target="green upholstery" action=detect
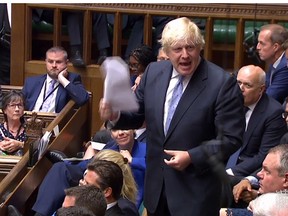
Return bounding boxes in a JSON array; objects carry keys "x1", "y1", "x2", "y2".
[{"x1": 32, "y1": 20, "x2": 68, "y2": 35}]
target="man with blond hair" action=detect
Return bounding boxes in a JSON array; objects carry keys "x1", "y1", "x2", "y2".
[{"x1": 100, "y1": 17, "x2": 245, "y2": 216}]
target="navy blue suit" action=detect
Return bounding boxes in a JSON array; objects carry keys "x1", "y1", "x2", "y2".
[
  {"x1": 32, "y1": 140, "x2": 145, "y2": 216},
  {"x1": 22, "y1": 72, "x2": 89, "y2": 113},
  {"x1": 266, "y1": 54, "x2": 288, "y2": 104},
  {"x1": 113, "y1": 59, "x2": 245, "y2": 216},
  {"x1": 230, "y1": 94, "x2": 287, "y2": 176}
]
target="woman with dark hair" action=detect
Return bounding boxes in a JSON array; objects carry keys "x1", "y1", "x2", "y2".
[
  {"x1": 128, "y1": 44, "x2": 157, "y2": 91},
  {"x1": 0, "y1": 90, "x2": 27, "y2": 156}
]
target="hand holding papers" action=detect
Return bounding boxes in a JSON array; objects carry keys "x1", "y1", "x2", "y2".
[{"x1": 101, "y1": 57, "x2": 139, "y2": 112}]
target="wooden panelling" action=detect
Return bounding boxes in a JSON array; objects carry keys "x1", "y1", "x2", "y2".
[{"x1": 10, "y1": 3, "x2": 288, "y2": 136}]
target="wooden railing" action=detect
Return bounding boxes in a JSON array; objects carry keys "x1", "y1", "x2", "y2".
[
  {"x1": 10, "y1": 3, "x2": 288, "y2": 134},
  {"x1": 0, "y1": 99, "x2": 90, "y2": 215}
]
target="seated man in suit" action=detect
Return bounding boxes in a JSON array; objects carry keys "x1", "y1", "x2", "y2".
[
  {"x1": 8, "y1": 161, "x2": 120, "y2": 216},
  {"x1": 220, "y1": 143, "x2": 288, "y2": 216},
  {"x1": 223, "y1": 65, "x2": 287, "y2": 206},
  {"x1": 79, "y1": 160, "x2": 125, "y2": 216},
  {"x1": 22, "y1": 46, "x2": 89, "y2": 113},
  {"x1": 257, "y1": 24, "x2": 288, "y2": 104},
  {"x1": 60, "y1": 185, "x2": 106, "y2": 216}
]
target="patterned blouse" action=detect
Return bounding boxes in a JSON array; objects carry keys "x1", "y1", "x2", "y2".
[{"x1": 0, "y1": 123, "x2": 27, "y2": 156}]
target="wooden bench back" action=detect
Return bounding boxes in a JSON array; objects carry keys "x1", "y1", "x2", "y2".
[{"x1": 0, "y1": 98, "x2": 90, "y2": 215}]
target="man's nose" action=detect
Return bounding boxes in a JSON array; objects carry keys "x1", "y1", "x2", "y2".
[{"x1": 181, "y1": 48, "x2": 189, "y2": 57}]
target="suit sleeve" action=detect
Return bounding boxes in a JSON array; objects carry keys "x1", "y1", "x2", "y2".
[
  {"x1": 266, "y1": 67, "x2": 288, "y2": 104},
  {"x1": 65, "y1": 74, "x2": 89, "y2": 106},
  {"x1": 188, "y1": 75, "x2": 245, "y2": 169}
]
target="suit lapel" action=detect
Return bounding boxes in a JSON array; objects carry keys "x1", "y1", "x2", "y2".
[
  {"x1": 165, "y1": 60, "x2": 207, "y2": 138},
  {"x1": 30, "y1": 76, "x2": 46, "y2": 110},
  {"x1": 269, "y1": 54, "x2": 287, "y2": 85},
  {"x1": 241, "y1": 94, "x2": 267, "y2": 151},
  {"x1": 154, "y1": 64, "x2": 173, "y2": 136}
]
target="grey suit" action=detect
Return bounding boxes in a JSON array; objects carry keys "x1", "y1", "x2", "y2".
[{"x1": 114, "y1": 59, "x2": 245, "y2": 216}]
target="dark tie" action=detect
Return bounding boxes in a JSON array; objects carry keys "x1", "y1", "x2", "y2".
[
  {"x1": 244, "y1": 106, "x2": 249, "y2": 113},
  {"x1": 40, "y1": 79, "x2": 56, "y2": 112},
  {"x1": 164, "y1": 75, "x2": 184, "y2": 135},
  {"x1": 226, "y1": 106, "x2": 249, "y2": 169}
]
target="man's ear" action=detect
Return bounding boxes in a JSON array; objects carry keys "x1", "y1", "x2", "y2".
[
  {"x1": 283, "y1": 173, "x2": 288, "y2": 188},
  {"x1": 103, "y1": 186, "x2": 113, "y2": 198},
  {"x1": 259, "y1": 84, "x2": 266, "y2": 94},
  {"x1": 273, "y1": 42, "x2": 281, "y2": 52}
]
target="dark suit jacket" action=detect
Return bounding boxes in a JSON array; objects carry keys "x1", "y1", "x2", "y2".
[
  {"x1": 114, "y1": 59, "x2": 245, "y2": 216},
  {"x1": 118, "y1": 197, "x2": 139, "y2": 216},
  {"x1": 105, "y1": 203, "x2": 124, "y2": 216},
  {"x1": 280, "y1": 131, "x2": 288, "y2": 144},
  {"x1": 136, "y1": 129, "x2": 146, "y2": 143},
  {"x1": 22, "y1": 72, "x2": 89, "y2": 113},
  {"x1": 231, "y1": 94, "x2": 287, "y2": 176},
  {"x1": 266, "y1": 54, "x2": 288, "y2": 104}
]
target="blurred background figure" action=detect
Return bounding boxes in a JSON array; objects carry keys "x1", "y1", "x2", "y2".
[
  {"x1": 32, "y1": 9, "x2": 110, "y2": 67},
  {"x1": 157, "y1": 47, "x2": 169, "y2": 61},
  {"x1": 128, "y1": 44, "x2": 156, "y2": 91},
  {"x1": 0, "y1": 3, "x2": 11, "y2": 84}
]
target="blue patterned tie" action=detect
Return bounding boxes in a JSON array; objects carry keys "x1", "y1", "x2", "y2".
[
  {"x1": 41, "y1": 79, "x2": 56, "y2": 112},
  {"x1": 164, "y1": 75, "x2": 184, "y2": 135}
]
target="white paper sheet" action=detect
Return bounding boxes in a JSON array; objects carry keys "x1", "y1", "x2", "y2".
[
  {"x1": 90, "y1": 141, "x2": 106, "y2": 150},
  {"x1": 101, "y1": 57, "x2": 139, "y2": 112},
  {"x1": 37, "y1": 131, "x2": 52, "y2": 160}
]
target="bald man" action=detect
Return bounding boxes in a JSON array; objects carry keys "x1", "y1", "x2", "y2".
[
  {"x1": 223, "y1": 65, "x2": 287, "y2": 207},
  {"x1": 226, "y1": 65, "x2": 286, "y2": 177}
]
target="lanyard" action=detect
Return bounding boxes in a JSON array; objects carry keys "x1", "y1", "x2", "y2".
[{"x1": 39, "y1": 81, "x2": 59, "y2": 111}]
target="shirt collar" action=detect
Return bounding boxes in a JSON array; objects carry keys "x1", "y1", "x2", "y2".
[
  {"x1": 273, "y1": 52, "x2": 285, "y2": 69},
  {"x1": 107, "y1": 201, "x2": 117, "y2": 210}
]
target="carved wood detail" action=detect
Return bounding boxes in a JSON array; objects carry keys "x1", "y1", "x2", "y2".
[{"x1": 55, "y1": 3, "x2": 288, "y2": 20}]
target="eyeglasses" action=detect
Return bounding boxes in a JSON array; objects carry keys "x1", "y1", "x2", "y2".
[
  {"x1": 8, "y1": 103, "x2": 24, "y2": 109},
  {"x1": 128, "y1": 63, "x2": 140, "y2": 70},
  {"x1": 282, "y1": 112, "x2": 288, "y2": 119}
]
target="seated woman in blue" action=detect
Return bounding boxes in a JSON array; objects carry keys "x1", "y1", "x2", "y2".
[
  {"x1": 83, "y1": 129, "x2": 146, "y2": 208},
  {"x1": 0, "y1": 90, "x2": 27, "y2": 156},
  {"x1": 104, "y1": 129, "x2": 146, "y2": 208}
]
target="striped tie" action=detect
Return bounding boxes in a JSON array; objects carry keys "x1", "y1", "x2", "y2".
[
  {"x1": 40, "y1": 79, "x2": 56, "y2": 112},
  {"x1": 164, "y1": 75, "x2": 184, "y2": 135}
]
